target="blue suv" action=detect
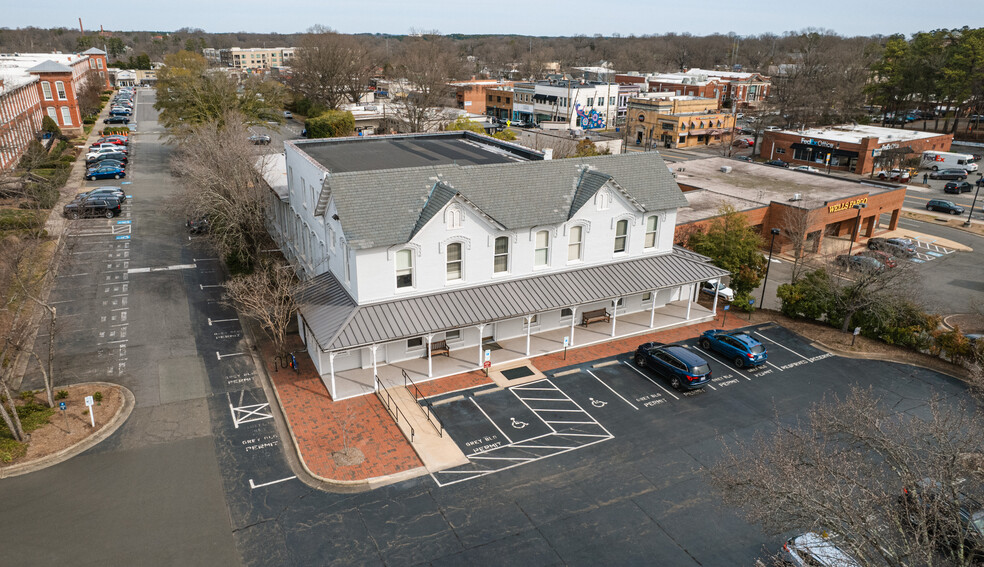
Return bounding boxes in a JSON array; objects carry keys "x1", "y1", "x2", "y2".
[
  {"x1": 699, "y1": 330, "x2": 767, "y2": 368},
  {"x1": 634, "y1": 343, "x2": 712, "y2": 390}
]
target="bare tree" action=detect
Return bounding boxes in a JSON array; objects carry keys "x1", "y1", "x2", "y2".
[
  {"x1": 391, "y1": 34, "x2": 465, "y2": 133},
  {"x1": 710, "y1": 386, "x2": 984, "y2": 566},
  {"x1": 826, "y1": 259, "x2": 919, "y2": 333},
  {"x1": 223, "y1": 259, "x2": 299, "y2": 359},
  {"x1": 776, "y1": 205, "x2": 823, "y2": 282},
  {"x1": 76, "y1": 69, "x2": 106, "y2": 119},
  {"x1": 291, "y1": 27, "x2": 375, "y2": 110},
  {"x1": 169, "y1": 111, "x2": 270, "y2": 271}
]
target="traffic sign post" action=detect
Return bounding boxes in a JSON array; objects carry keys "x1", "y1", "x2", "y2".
[
  {"x1": 748, "y1": 298, "x2": 755, "y2": 321},
  {"x1": 563, "y1": 336, "x2": 570, "y2": 360},
  {"x1": 852, "y1": 326, "x2": 861, "y2": 347},
  {"x1": 85, "y1": 395, "x2": 95, "y2": 428},
  {"x1": 59, "y1": 401, "x2": 67, "y2": 431},
  {"x1": 723, "y1": 304, "x2": 730, "y2": 326},
  {"x1": 483, "y1": 360, "x2": 491, "y2": 376}
]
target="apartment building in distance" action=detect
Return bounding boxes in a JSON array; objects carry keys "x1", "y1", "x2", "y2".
[
  {"x1": 618, "y1": 68, "x2": 771, "y2": 109},
  {"x1": 219, "y1": 47, "x2": 295, "y2": 71},
  {"x1": 0, "y1": 48, "x2": 111, "y2": 171}
]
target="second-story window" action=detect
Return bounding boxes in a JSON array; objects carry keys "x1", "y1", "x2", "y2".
[
  {"x1": 534, "y1": 230, "x2": 549, "y2": 266},
  {"x1": 55, "y1": 81, "x2": 66, "y2": 100},
  {"x1": 446, "y1": 243, "x2": 462, "y2": 282},
  {"x1": 41, "y1": 81, "x2": 52, "y2": 101},
  {"x1": 493, "y1": 236, "x2": 509, "y2": 273},
  {"x1": 645, "y1": 216, "x2": 658, "y2": 248},
  {"x1": 568, "y1": 226, "x2": 583, "y2": 262},
  {"x1": 614, "y1": 220, "x2": 628, "y2": 253},
  {"x1": 396, "y1": 249, "x2": 413, "y2": 289}
]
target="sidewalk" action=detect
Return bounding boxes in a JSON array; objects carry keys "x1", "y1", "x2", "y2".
[{"x1": 265, "y1": 306, "x2": 747, "y2": 487}]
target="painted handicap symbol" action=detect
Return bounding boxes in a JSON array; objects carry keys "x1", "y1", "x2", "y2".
[
  {"x1": 590, "y1": 398, "x2": 607, "y2": 408},
  {"x1": 510, "y1": 417, "x2": 528, "y2": 429}
]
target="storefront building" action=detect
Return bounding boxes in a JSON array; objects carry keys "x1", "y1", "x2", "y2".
[{"x1": 761, "y1": 125, "x2": 953, "y2": 175}]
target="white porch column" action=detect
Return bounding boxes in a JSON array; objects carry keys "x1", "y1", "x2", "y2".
[
  {"x1": 649, "y1": 289, "x2": 658, "y2": 328},
  {"x1": 569, "y1": 306, "x2": 578, "y2": 347},
  {"x1": 329, "y1": 351, "x2": 336, "y2": 400},
  {"x1": 686, "y1": 286, "x2": 692, "y2": 320},
  {"x1": 426, "y1": 334, "x2": 434, "y2": 378},
  {"x1": 370, "y1": 344, "x2": 379, "y2": 391},
  {"x1": 711, "y1": 283, "x2": 719, "y2": 315},
  {"x1": 476, "y1": 324, "x2": 486, "y2": 367},
  {"x1": 524, "y1": 315, "x2": 533, "y2": 356},
  {"x1": 611, "y1": 299, "x2": 619, "y2": 337}
]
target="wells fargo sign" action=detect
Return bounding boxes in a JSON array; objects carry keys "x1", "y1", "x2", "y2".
[{"x1": 828, "y1": 197, "x2": 868, "y2": 213}]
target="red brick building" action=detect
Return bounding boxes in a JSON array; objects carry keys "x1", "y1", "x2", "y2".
[
  {"x1": 761, "y1": 125, "x2": 953, "y2": 175},
  {"x1": 671, "y1": 157, "x2": 907, "y2": 255},
  {"x1": 451, "y1": 78, "x2": 513, "y2": 116}
]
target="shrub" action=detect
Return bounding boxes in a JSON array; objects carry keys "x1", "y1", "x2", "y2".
[
  {"x1": 0, "y1": 439, "x2": 26, "y2": 463},
  {"x1": 493, "y1": 129, "x2": 518, "y2": 141},
  {"x1": 93, "y1": 391, "x2": 103, "y2": 403},
  {"x1": 100, "y1": 94, "x2": 111, "y2": 102},
  {"x1": 18, "y1": 390, "x2": 35, "y2": 402},
  {"x1": 83, "y1": 115, "x2": 97, "y2": 125},
  {"x1": 731, "y1": 290, "x2": 757, "y2": 313},
  {"x1": 0, "y1": 209, "x2": 44, "y2": 231},
  {"x1": 56, "y1": 390, "x2": 69, "y2": 400},
  {"x1": 41, "y1": 115, "x2": 61, "y2": 137},
  {"x1": 304, "y1": 110, "x2": 355, "y2": 139}
]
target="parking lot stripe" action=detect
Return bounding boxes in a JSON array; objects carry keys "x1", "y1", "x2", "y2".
[
  {"x1": 470, "y1": 456, "x2": 534, "y2": 461},
  {"x1": 753, "y1": 331, "x2": 810, "y2": 361},
  {"x1": 470, "y1": 397, "x2": 513, "y2": 444},
  {"x1": 766, "y1": 361, "x2": 784, "y2": 372},
  {"x1": 584, "y1": 369, "x2": 639, "y2": 410},
  {"x1": 621, "y1": 361, "x2": 680, "y2": 400},
  {"x1": 693, "y1": 346, "x2": 752, "y2": 381},
  {"x1": 543, "y1": 420, "x2": 596, "y2": 425}
]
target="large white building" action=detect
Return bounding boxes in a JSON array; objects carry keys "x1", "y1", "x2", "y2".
[{"x1": 263, "y1": 131, "x2": 728, "y2": 399}]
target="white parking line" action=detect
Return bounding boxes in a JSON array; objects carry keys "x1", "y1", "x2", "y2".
[
  {"x1": 767, "y1": 361, "x2": 784, "y2": 372},
  {"x1": 249, "y1": 475, "x2": 295, "y2": 489},
  {"x1": 753, "y1": 331, "x2": 810, "y2": 361},
  {"x1": 584, "y1": 369, "x2": 639, "y2": 410},
  {"x1": 470, "y1": 397, "x2": 513, "y2": 444},
  {"x1": 692, "y1": 346, "x2": 752, "y2": 381},
  {"x1": 621, "y1": 361, "x2": 680, "y2": 400}
]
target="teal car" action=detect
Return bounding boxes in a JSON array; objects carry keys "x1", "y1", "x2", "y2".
[{"x1": 699, "y1": 330, "x2": 767, "y2": 368}]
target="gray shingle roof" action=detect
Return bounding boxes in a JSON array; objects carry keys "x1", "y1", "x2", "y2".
[
  {"x1": 27, "y1": 60, "x2": 73, "y2": 73},
  {"x1": 81, "y1": 48, "x2": 107, "y2": 55},
  {"x1": 316, "y1": 151, "x2": 687, "y2": 250},
  {"x1": 569, "y1": 169, "x2": 611, "y2": 218},
  {"x1": 409, "y1": 181, "x2": 456, "y2": 239},
  {"x1": 299, "y1": 248, "x2": 729, "y2": 351}
]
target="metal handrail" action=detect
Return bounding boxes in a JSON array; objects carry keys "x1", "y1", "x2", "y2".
[
  {"x1": 375, "y1": 375, "x2": 414, "y2": 443},
  {"x1": 403, "y1": 369, "x2": 444, "y2": 437}
]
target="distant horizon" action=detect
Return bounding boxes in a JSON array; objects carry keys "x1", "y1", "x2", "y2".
[{"x1": 3, "y1": 0, "x2": 982, "y2": 40}]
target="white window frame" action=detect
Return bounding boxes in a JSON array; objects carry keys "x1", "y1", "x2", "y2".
[
  {"x1": 614, "y1": 219, "x2": 628, "y2": 254},
  {"x1": 446, "y1": 242, "x2": 463, "y2": 282},
  {"x1": 60, "y1": 106, "x2": 72, "y2": 126},
  {"x1": 55, "y1": 81, "x2": 66, "y2": 100},
  {"x1": 534, "y1": 230, "x2": 550, "y2": 267},
  {"x1": 493, "y1": 236, "x2": 509, "y2": 274},
  {"x1": 395, "y1": 249, "x2": 414, "y2": 289},
  {"x1": 645, "y1": 215, "x2": 659, "y2": 249},
  {"x1": 41, "y1": 81, "x2": 52, "y2": 101},
  {"x1": 568, "y1": 225, "x2": 584, "y2": 262}
]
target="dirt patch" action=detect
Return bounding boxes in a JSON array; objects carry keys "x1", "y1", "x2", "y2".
[
  {"x1": 901, "y1": 210, "x2": 984, "y2": 238},
  {"x1": 332, "y1": 448, "x2": 366, "y2": 466},
  {"x1": 6, "y1": 383, "x2": 123, "y2": 466}
]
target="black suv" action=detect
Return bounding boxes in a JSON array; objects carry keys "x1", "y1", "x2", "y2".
[
  {"x1": 74, "y1": 187, "x2": 126, "y2": 204},
  {"x1": 944, "y1": 181, "x2": 973, "y2": 194},
  {"x1": 63, "y1": 197, "x2": 122, "y2": 219},
  {"x1": 765, "y1": 159, "x2": 789, "y2": 168},
  {"x1": 634, "y1": 342, "x2": 712, "y2": 390}
]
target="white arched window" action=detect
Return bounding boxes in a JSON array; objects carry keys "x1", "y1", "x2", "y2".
[
  {"x1": 596, "y1": 190, "x2": 611, "y2": 211},
  {"x1": 493, "y1": 236, "x2": 509, "y2": 273},
  {"x1": 446, "y1": 206, "x2": 462, "y2": 229},
  {"x1": 446, "y1": 242, "x2": 462, "y2": 281},
  {"x1": 613, "y1": 219, "x2": 628, "y2": 253}
]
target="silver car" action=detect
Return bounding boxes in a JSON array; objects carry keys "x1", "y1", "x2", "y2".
[{"x1": 780, "y1": 532, "x2": 862, "y2": 567}]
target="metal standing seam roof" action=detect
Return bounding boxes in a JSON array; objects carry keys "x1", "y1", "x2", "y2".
[
  {"x1": 298, "y1": 249, "x2": 729, "y2": 352},
  {"x1": 313, "y1": 151, "x2": 687, "y2": 250}
]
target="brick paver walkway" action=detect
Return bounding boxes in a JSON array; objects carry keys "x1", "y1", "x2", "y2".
[
  {"x1": 266, "y1": 305, "x2": 749, "y2": 483},
  {"x1": 264, "y1": 336, "x2": 423, "y2": 482}
]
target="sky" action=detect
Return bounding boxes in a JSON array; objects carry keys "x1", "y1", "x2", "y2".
[{"x1": 4, "y1": 0, "x2": 983, "y2": 38}]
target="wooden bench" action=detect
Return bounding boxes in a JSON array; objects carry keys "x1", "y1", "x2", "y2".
[
  {"x1": 426, "y1": 339, "x2": 450, "y2": 358},
  {"x1": 581, "y1": 308, "x2": 611, "y2": 327}
]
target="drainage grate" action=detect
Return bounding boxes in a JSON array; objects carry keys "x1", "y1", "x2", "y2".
[{"x1": 501, "y1": 366, "x2": 535, "y2": 380}]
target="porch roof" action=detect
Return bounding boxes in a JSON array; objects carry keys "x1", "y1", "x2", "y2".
[{"x1": 298, "y1": 248, "x2": 728, "y2": 352}]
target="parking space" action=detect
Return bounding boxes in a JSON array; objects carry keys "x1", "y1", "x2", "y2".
[
  {"x1": 910, "y1": 238, "x2": 956, "y2": 263},
  {"x1": 428, "y1": 323, "x2": 837, "y2": 487}
]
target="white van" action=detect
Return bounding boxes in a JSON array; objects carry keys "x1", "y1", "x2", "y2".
[{"x1": 920, "y1": 151, "x2": 979, "y2": 172}]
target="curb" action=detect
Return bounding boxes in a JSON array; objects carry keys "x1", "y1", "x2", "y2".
[
  {"x1": 805, "y1": 338, "x2": 970, "y2": 381},
  {"x1": 0, "y1": 382, "x2": 135, "y2": 479},
  {"x1": 240, "y1": 318, "x2": 429, "y2": 493}
]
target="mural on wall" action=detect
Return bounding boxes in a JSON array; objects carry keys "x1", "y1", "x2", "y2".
[{"x1": 574, "y1": 103, "x2": 606, "y2": 129}]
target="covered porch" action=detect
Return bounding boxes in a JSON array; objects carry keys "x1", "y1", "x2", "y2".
[{"x1": 327, "y1": 298, "x2": 717, "y2": 400}]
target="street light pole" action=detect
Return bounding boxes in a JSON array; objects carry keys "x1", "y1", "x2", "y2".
[
  {"x1": 759, "y1": 228, "x2": 781, "y2": 309},
  {"x1": 826, "y1": 143, "x2": 840, "y2": 175},
  {"x1": 965, "y1": 173, "x2": 983, "y2": 227},
  {"x1": 847, "y1": 203, "x2": 868, "y2": 257}
]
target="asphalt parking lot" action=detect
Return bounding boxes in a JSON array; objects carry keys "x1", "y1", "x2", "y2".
[{"x1": 418, "y1": 323, "x2": 968, "y2": 565}]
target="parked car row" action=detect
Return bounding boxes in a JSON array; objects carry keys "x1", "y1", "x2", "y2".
[
  {"x1": 634, "y1": 329, "x2": 767, "y2": 391},
  {"x1": 63, "y1": 186, "x2": 125, "y2": 219},
  {"x1": 85, "y1": 133, "x2": 130, "y2": 180}
]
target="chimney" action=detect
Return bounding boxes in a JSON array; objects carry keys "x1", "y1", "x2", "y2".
[{"x1": 543, "y1": 148, "x2": 553, "y2": 160}]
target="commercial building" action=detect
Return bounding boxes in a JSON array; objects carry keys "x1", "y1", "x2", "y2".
[
  {"x1": 485, "y1": 85, "x2": 513, "y2": 121},
  {"x1": 451, "y1": 78, "x2": 513, "y2": 115},
  {"x1": 617, "y1": 68, "x2": 771, "y2": 108},
  {"x1": 530, "y1": 79, "x2": 619, "y2": 130},
  {"x1": 761, "y1": 125, "x2": 953, "y2": 175},
  {"x1": 671, "y1": 157, "x2": 907, "y2": 255},
  {"x1": 626, "y1": 94, "x2": 736, "y2": 149},
  {"x1": 260, "y1": 131, "x2": 728, "y2": 399},
  {"x1": 0, "y1": 49, "x2": 111, "y2": 171}
]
